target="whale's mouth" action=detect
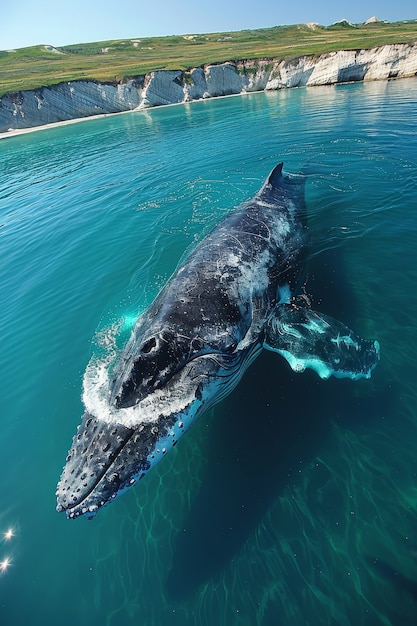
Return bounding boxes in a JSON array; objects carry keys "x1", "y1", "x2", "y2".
[
  {"x1": 57, "y1": 347, "x2": 261, "y2": 519},
  {"x1": 56, "y1": 413, "x2": 154, "y2": 519},
  {"x1": 57, "y1": 356, "x2": 210, "y2": 519}
]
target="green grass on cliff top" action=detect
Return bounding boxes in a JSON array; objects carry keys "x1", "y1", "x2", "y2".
[{"x1": 1, "y1": 20, "x2": 416, "y2": 97}]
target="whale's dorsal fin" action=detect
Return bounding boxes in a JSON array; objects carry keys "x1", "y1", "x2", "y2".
[
  {"x1": 263, "y1": 304, "x2": 380, "y2": 380},
  {"x1": 268, "y1": 162, "x2": 284, "y2": 188}
]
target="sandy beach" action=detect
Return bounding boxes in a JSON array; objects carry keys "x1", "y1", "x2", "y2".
[{"x1": 0, "y1": 110, "x2": 131, "y2": 140}]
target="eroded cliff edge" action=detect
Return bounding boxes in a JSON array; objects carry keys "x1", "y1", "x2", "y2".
[{"x1": 1, "y1": 43, "x2": 416, "y2": 133}]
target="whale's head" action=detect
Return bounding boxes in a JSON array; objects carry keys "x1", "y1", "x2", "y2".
[
  {"x1": 110, "y1": 326, "x2": 219, "y2": 409},
  {"x1": 56, "y1": 320, "x2": 257, "y2": 519},
  {"x1": 56, "y1": 414, "x2": 150, "y2": 519}
]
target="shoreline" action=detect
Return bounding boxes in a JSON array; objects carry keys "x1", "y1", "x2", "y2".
[
  {"x1": 2, "y1": 71, "x2": 417, "y2": 142},
  {"x1": 2, "y1": 42, "x2": 417, "y2": 140},
  {"x1": 0, "y1": 109, "x2": 134, "y2": 140},
  {"x1": 0, "y1": 90, "x2": 253, "y2": 141}
]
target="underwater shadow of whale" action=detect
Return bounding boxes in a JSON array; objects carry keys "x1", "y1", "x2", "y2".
[{"x1": 165, "y1": 247, "x2": 375, "y2": 599}]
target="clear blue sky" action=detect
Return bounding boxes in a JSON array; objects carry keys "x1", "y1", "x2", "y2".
[{"x1": 2, "y1": 0, "x2": 416, "y2": 50}]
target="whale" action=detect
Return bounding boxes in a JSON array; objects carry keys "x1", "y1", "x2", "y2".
[{"x1": 56, "y1": 162, "x2": 379, "y2": 519}]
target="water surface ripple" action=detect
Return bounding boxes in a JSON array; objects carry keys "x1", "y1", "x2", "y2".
[{"x1": 1, "y1": 79, "x2": 417, "y2": 626}]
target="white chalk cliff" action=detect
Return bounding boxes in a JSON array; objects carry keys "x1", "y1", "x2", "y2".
[{"x1": 1, "y1": 43, "x2": 416, "y2": 133}]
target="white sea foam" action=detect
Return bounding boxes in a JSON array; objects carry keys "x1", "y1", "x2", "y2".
[{"x1": 82, "y1": 320, "x2": 206, "y2": 428}]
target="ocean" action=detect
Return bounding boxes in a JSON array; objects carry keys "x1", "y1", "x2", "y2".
[{"x1": 1, "y1": 78, "x2": 417, "y2": 626}]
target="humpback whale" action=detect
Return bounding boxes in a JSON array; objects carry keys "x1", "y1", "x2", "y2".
[{"x1": 56, "y1": 162, "x2": 379, "y2": 519}]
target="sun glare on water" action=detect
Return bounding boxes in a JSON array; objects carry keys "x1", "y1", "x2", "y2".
[
  {"x1": 1, "y1": 527, "x2": 16, "y2": 575},
  {"x1": 0, "y1": 557, "x2": 11, "y2": 573}
]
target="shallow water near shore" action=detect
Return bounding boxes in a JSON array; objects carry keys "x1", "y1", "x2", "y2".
[{"x1": 1, "y1": 79, "x2": 417, "y2": 625}]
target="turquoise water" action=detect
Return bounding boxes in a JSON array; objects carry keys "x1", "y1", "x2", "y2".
[{"x1": 1, "y1": 79, "x2": 417, "y2": 625}]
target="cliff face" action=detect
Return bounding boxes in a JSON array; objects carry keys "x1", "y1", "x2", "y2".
[
  {"x1": 1, "y1": 43, "x2": 416, "y2": 133},
  {"x1": 269, "y1": 44, "x2": 417, "y2": 88},
  {"x1": 0, "y1": 79, "x2": 145, "y2": 132}
]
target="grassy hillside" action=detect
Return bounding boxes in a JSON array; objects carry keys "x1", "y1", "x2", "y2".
[{"x1": 1, "y1": 20, "x2": 416, "y2": 97}]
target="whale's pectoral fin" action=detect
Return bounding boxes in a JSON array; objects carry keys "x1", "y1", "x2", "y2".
[{"x1": 263, "y1": 304, "x2": 380, "y2": 380}]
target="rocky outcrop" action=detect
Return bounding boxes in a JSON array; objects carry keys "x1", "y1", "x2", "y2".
[
  {"x1": 268, "y1": 44, "x2": 417, "y2": 88},
  {"x1": 1, "y1": 42, "x2": 416, "y2": 133},
  {"x1": 141, "y1": 70, "x2": 184, "y2": 107}
]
